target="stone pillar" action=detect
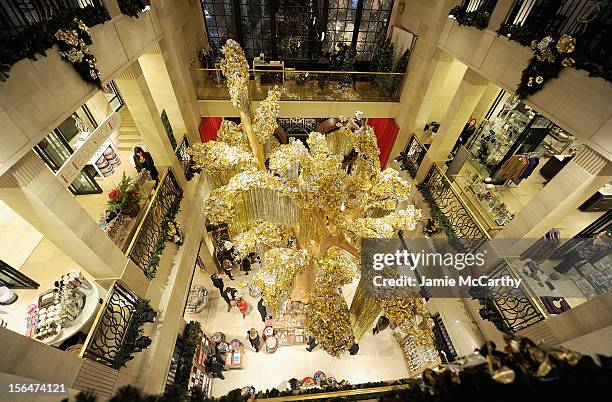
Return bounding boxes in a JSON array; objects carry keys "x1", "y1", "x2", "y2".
[
  {"x1": 413, "y1": 50, "x2": 466, "y2": 134},
  {"x1": 487, "y1": 0, "x2": 516, "y2": 31},
  {"x1": 390, "y1": 0, "x2": 463, "y2": 159},
  {"x1": 0, "y1": 152, "x2": 127, "y2": 279},
  {"x1": 497, "y1": 147, "x2": 611, "y2": 254},
  {"x1": 114, "y1": 61, "x2": 176, "y2": 166},
  {"x1": 138, "y1": 43, "x2": 189, "y2": 140},
  {"x1": 415, "y1": 68, "x2": 489, "y2": 181}
]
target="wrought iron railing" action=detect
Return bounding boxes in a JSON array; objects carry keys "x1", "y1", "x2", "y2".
[
  {"x1": 397, "y1": 134, "x2": 426, "y2": 178},
  {"x1": 449, "y1": 0, "x2": 499, "y2": 29},
  {"x1": 419, "y1": 165, "x2": 490, "y2": 251},
  {"x1": 189, "y1": 61, "x2": 407, "y2": 102},
  {"x1": 174, "y1": 136, "x2": 191, "y2": 178},
  {"x1": 126, "y1": 169, "x2": 184, "y2": 278},
  {"x1": 0, "y1": 0, "x2": 106, "y2": 37},
  {"x1": 477, "y1": 261, "x2": 546, "y2": 333},
  {"x1": 499, "y1": 0, "x2": 612, "y2": 80},
  {"x1": 80, "y1": 282, "x2": 139, "y2": 367}
]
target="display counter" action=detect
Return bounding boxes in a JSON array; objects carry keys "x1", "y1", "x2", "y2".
[
  {"x1": 188, "y1": 334, "x2": 214, "y2": 397},
  {"x1": 399, "y1": 335, "x2": 440, "y2": 378},
  {"x1": 24, "y1": 270, "x2": 100, "y2": 347},
  {"x1": 272, "y1": 301, "x2": 309, "y2": 346}
]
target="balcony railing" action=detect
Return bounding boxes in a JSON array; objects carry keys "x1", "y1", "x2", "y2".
[
  {"x1": 174, "y1": 136, "x2": 191, "y2": 178},
  {"x1": 190, "y1": 62, "x2": 406, "y2": 102},
  {"x1": 0, "y1": 0, "x2": 107, "y2": 37},
  {"x1": 418, "y1": 164, "x2": 490, "y2": 251},
  {"x1": 126, "y1": 168, "x2": 184, "y2": 278},
  {"x1": 80, "y1": 281, "x2": 139, "y2": 368},
  {"x1": 449, "y1": 0, "x2": 499, "y2": 29},
  {"x1": 498, "y1": 0, "x2": 612, "y2": 81},
  {"x1": 474, "y1": 261, "x2": 547, "y2": 334},
  {"x1": 396, "y1": 133, "x2": 427, "y2": 178}
]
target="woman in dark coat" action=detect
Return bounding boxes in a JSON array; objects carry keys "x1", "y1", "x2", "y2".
[{"x1": 133, "y1": 146, "x2": 159, "y2": 187}]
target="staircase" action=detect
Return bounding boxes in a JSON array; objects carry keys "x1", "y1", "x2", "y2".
[{"x1": 116, "y1": 106, "x2": 142, "y2": 151}]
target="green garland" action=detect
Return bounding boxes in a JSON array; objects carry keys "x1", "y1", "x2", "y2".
[
  {"x1": 516, "y1": 34, "x2": 576, "y2": 98},
  {"x1": 112, "y1": 299, "x2": 153, "y2": 369},
  {"x1": 169, "y1": 320, "x2": 203, "y2": 399},
  {"x1": 0, "y1": 5, "x2": 110, "y2": 83},
  {"x1": 143, "y1": 192, "x2": 183, "y2": 278},
  {"x1": 417, "y1": 182, "x2": 465, "y2": 252},
  {"x1": 118, "y1": 0, "x2": 151, "y2": 18},
  {"x1": 448, "y1": 5, "x2": 491, "y2": 30},
  {"x1": 161, "y1": 110, "x2": 179, "y2": 150}
]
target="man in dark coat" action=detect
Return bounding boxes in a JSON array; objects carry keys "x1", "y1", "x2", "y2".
[{"x1": 257, "y1": 298, "x2": 268, "y2": 322}]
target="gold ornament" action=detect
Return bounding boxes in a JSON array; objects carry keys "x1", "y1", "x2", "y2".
[
  {"x1": 304, "y1": 288, "x2": 354, "y2": 357},
  {"x1": 556, "y1": 34, "x2": 576, "y2": 54},
  {"x1": 233, "y1": 221, "x2": 293, "y2": 259},
  {"x1": 242, "y1": 248, "x2": 309, "y2": 314}
]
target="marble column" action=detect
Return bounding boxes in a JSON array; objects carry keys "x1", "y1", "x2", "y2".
[
  {"x1": 415, "y1": 68, "x2": 489, "y2": 181},
  {"x1": 114, "y1": 61, "x2": 176, "y2": 166}
]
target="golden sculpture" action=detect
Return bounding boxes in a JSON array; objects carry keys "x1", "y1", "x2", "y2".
[{"x1": 189, "y1": 39, "x2": 430, "y2": 357}]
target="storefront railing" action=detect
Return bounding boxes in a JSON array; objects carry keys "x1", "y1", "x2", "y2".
[
  {"x1": 0, "y1": 0, "x2": 107, "y2": 37},
  {"x1": 256, "y1": 383, "x2": 413, "y2": 401},
  {"x1": 398, "y1": 133, "x2": 427, "y2": 178},
  {"x1": 476, "y1": 261, "x2": 547, "y2": 333},
  {"x1": 498, "y1": 0, "x2": 611, "y2": 81},
  {"x1": 419, "y1": 164, "x2": 490, "y2": 250},
  {"x1": 125, "y1": 168, "x2": 184, "y2": 278},
  {"x1": 174, "y1": 136, "x2": 191, "y2": 178},
  {"x1": 189, "y1": 61, "x2": 406, "y2": 102},
  {"x1": 449, "y1": 0, "x2": 498, "y2": 29},
  {"x1": 80, "y1": 281, "x2": 139, "y2": 368}
]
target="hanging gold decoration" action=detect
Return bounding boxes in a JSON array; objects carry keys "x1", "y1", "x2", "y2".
[
  {"x1": 188, "y1": 42, "x2": 424, "y2": 357},
  {"x1": 241, "y1": 248, "x2": 310, "y2": 315},
  {"x1": 220, "y1": 39, "x2": 251, "y2": 112},
  {"x1": 233, "y1": 221, "x2": 293, "y2": 259},
  {"x1": 253, "y1": 88, "x2": 281, "y2": 145},
  {"x1": 304, "y1": 288, "x2": 354, "y2": 358},
  {"x1": 381, "y1": 298, "x2": 435, "y2": 349}
]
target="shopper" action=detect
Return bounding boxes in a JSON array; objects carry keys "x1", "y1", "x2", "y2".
[
  {"x1": 241, "y1": 256, "x2": 251, "y2": 275},
  {"x1": 554, "y1": 231, "x2": 612, "y2": 274},
  {"x1": 372, "y1": 315, "x2": 390, "y2": 335},
  {"x1": 257, "y1": 298, "x2": 268, "y2": 322},
  {"x1": 306, "y1": 336, "x2": 317, "y2": 352},
  {"x1": 211, "y1": 274, "x2": 224, "y2": 294},
  {"x1": 224, "y1": 287, "x2": 238, "y2": 312},
  {"x1": 348, "y1": 340, "x2": 359, "y2": 355},
  {"x1": 235, "y1": 296, "x2": 249, "y2": 318},
  {"x1": 247, "y1": 328, "x2": 261, "y2": 352},
  {"x1": 449, "y1": 118, "x2": 477, "y2": 158},
  {"x1": 222, "y1": 258, "x2": 235, "y2": 280},
  {"x1": 209, "y1": 357, "x2": 226, "y2": 380},
  {"x1": 133, "y1": 146, "x2": 159, "y2": 187}
]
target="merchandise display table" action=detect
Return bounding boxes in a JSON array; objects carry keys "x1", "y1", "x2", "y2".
[
  {"x1": 24, "y1": 276, "x2": 100, "y2": 347},
  {"x1": 272, "y1": 301, "x2": 309, "y2": 346}
]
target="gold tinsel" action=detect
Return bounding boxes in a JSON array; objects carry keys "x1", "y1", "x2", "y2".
[
  {"x1": 304, "y1": 288, "x2": 354, "y2": 358},
  {"x1": 216, "y1": 119, "x2": 250, "y2": 150},
  {"x1": 314, "y1": 247, "x2": 359, "y2": 291},
  {"x1": 253, "y1": 88, "x2": 281, "y2": 145},
  {"x1": 242, "y1": 248, "x2": 309, "y2": 315},
  {"x1": 381, "y1": 298, "x2": 435, "y2": 349},
  {"x1": 220, "y1": 39, "x2": 251, "y2": 112},
  {"x1": 268, "y1": 138, "x2": 308, "y2": 174},
  {"x1": 366, "y1": 168, "x2": 412, "y2": 212},
  {"x1": 188, "y1": 141, "x2": 257, "y2": 187},
  {"x1": 233, "y1": 221, "x2": 293, "y2": 259}
]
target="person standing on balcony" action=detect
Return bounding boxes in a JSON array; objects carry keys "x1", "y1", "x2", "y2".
[
  {"x1": 133, "y1": 146, "x2": 159, "y2": 187},
  {"x1": 449, "y1": 118, "x2": 477, "y2": 159}
]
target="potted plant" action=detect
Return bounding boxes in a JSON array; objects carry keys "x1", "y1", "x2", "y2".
[{"x1": 107, "y1": 173, "x2": 142, "y2": 217}]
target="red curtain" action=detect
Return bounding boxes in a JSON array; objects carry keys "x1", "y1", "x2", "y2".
[
  {"x1": 368, "y1": 118, "x2": 399, "y2": 168},
  {"x1": 199, "y1": 117, "x2": 222, "y2": 142}
]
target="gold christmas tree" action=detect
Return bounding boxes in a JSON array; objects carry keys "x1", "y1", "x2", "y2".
[{"x1": 189, "y1": 40, "x2": 427, "y2": 357}]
